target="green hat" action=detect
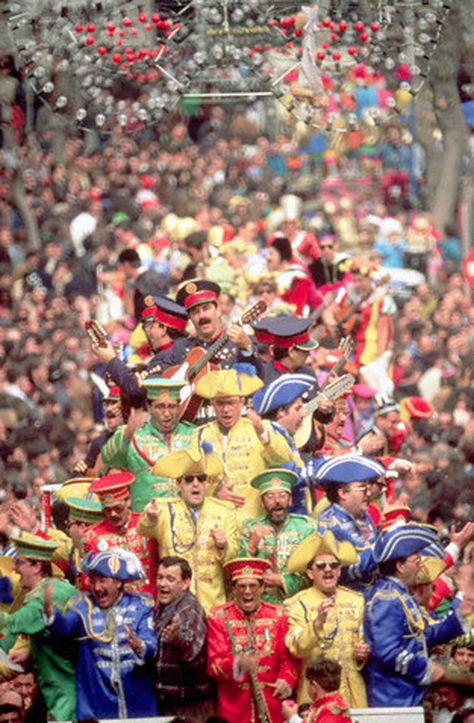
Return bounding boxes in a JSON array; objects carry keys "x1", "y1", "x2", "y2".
[
  {"x1": 64, "y1": 496, "x2": 104, "y2": 524},
  {"x1": 251, "y1": 468, "x2": 298, "y2": 495},
  {"x1": 140, "y1": 377, "x2": 186, "y2": 400},
  {"x1": 11, "y1": 533, "x2": 60, "y2": 562}
]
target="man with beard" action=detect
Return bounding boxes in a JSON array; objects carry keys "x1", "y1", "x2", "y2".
[
  {"x1": 101, "y1": 378, "x2": 194, "y2": 512},
  {"x1": 238, "y1": 468, "x2": 317, "y2": 603},
  {"x1": 207, "y1": 557, "x2": 300, "y2": 723},
  {"x1": 154, "y1": 556, "x2": 215, "y2": 722},
  {"x1": 44, "y1": 548, "x2": 157, "y2": 721},
  {"x1": 315, "y1": 455, "x2": 385, "y2": 594},
  {"x1": 285, "y1": 531, "x2": 369, "y2": 709},
  {"x1": 83, "y1": 472, "x2": 157, "y2": 598}
]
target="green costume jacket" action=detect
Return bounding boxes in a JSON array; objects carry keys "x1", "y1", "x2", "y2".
[
  {"x1": 238, "y1": 513, "x2": 317, "y2": 603},
  {"x1": 0, "y1": 577, "x2": 77, "y2": 721},
  {"x1": 101, "y1": 419, "x2": 195, "y2": 512}
]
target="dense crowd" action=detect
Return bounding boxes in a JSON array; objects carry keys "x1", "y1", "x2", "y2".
[{"x1": 0, "y1": 59, "x2": 473, "y2": 723}]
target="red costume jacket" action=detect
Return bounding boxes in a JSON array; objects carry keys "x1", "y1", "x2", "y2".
[
  {"x1": 207, "y1": 601, "x2": 300, "y2": 723},
  {"x1": 83, "y1": 512, "x2": 157, "y2": 597}
]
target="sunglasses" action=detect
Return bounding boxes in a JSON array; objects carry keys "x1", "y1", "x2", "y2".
[
  {"x1": 182, "y1": 474, "x2": 207, "y2": 483},
  {"x1": 313, "y1": 561, "x2": 341, "y2": 571}
]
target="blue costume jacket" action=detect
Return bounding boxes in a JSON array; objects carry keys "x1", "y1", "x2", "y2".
[
  {"x1": 317, "y1": 503, "x2": 377, "y2": 593},
  {"x1": 48, "y1": 591, "x2": 158, "y2": 720},
  {"x1": 364, "y1": 576, "x2": 466, "y2": 707}
]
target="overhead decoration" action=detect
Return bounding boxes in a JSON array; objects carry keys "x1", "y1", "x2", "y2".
[{"x1": 7, "y1": 0, "x2": 454, "y2": 134}]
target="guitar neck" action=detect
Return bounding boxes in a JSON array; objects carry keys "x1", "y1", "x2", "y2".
[{"x1": 188, "y1": 332, "x2": 229, "y2": 381}]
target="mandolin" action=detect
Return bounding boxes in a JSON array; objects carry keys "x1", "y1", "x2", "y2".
[{"x1": 294, "y1": 372, "x2": 356, "y2": 449}]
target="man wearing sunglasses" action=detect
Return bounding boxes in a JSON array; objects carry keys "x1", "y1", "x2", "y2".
[
  {"x1": 308, "y1": 235, "x2": 349, "y2": 295},
  {"x1": 139, "y1": 447, "x2": 239, "y2": 613},
  {"x1": 285, "y1": 530, "x2": 369, "y2": 709},
  {"x1": 315, "y1": 455, "x2": 385, "y2": 594}
]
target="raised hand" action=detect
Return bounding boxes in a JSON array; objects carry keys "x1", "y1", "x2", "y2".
[
  {"x1": 161, "y1": 615, "x2": 179, "y2": 643},
  {"x1": 142, "y1": 498, "x2": 161, "y2": 525},
  {"x1": 314, "y1": 596, "x2": 335, "y2": 632}
]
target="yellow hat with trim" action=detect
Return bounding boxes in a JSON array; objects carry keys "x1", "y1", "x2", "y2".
[
  {"x1": 287, "y1": 530, "x2": 358, "y2": 574},
  {"x1": 56, "y1": 477, "x2": 99, "y2": 503},
  {"x1": 194, "y1": 364, "x2": 263, "y2": 400},
  {"x1": 152, "y1": 445, "x2": 224, "y2": 480}
]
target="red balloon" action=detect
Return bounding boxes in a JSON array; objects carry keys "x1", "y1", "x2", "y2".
[
  {"x1": 112, "y1": 53, "x2": 122, "y2": 63},
  {"x1": 75, "y1": 24, "x2": 84, "y2": 33},
  {"x1": 360, "y1": 32, "x2": 369, "y2": 42},
  {"x1": 151, "y1": 13, "x2": 160, "y2": 24},
  {"x1": 370, "y1": 22, "x2": 379, "y2": 32},
  {"x1": 85, "y1": 35, "x2": 95, "y2": 45},
  {"x1": 322, "y1": 18, "x2": 330, "y2": 27},
  {"x1": 330, "y1": 33, "x2": 339, "y2": 41},
  {"x1": 145, "y1": 24, "x2": 152, "y2": 31},
  {"x1": 97, "y1": 46, "x2": 107, "y2": 55},
  {"x1": 347, "y1": 46, "x2": 357, "y2": 56},
  {"x1": 339, "y1": 21, "x2": 347, "y2": 32},
  {"x1": 131, "y1": 28, "x2": 138, "y2": 36},
  {"x1": 138, "y1": 12, "x2": 147, "y2": 23},
  {"x1": 321, "y1": 41, "x2": 329, "y2": 49},
  {"x1": 107, "y1": 23, "x2": 116, "y2": 32},
  {"x1": 316, "y1": 50, "x2": 326, "y2": 60},
  {"x1": 332, "y1": 51, "x2": 341, "y2": 61},
  {"x1": 119, "y1": 30, "x2": 125, "y2": 37},
  {"x1": 354, "y1": 21, "x2": 364, "y2": 32},
  {"x1": 280, "y1": 16, "x2": 295, "y2": 29},
  {"x1": 87, "y1": 23, "x2": 95, "y2": 33},
  {"x1": 123, "y1": 17, "x2": 132, "y2": 27}
]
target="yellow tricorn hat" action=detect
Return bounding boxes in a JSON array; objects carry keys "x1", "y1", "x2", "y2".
[
  {"x1": 287, "y1": 530, "x2": 358, "y2": 574},
  {"x1": 416, "y1": 556, "x2": 445, "y2": 585},
  {"x1": 194, "y1": 365, "x2": 263, "y2": 400},
  {"x1": 152, "y1": 445, "x2": 224, "y2": 480}
]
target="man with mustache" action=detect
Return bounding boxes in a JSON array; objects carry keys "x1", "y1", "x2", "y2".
[
  {"x1": 238, "y1": 468, "x2": 317, "y2": 603},
  {"x1": 285, "y1": 531, "x2": 369, "y2": 709},
  {"x1": 158, "y1": 280, "x2": 263, "y2": 382}
]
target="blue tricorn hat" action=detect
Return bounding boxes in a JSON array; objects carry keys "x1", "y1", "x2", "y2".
[
  {"x1": 314, "y1": 454, "x2": 385, "y2": 486},
  {"x1": 252, "y1": 373, "x2": 316, "y2": 416},
  {"x1": 82, "y1": 548, "x2": 145, "y2": 581},
  {"x1": 374, "y1": 523, "x2": 444, "y2": 564}
]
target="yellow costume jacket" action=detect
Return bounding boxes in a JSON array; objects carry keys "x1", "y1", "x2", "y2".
[
  {"x1": 285, "y1": 585, "x2": 367, "y2": 708},
  {"x1": 192, "y1": 418, "x2": 293, "y2": 520},
  {"x1": 137, "y1": 497, "x2": 239, "y2": 613}
]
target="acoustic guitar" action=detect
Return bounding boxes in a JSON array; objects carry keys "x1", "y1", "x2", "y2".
[{"x1": 334, "y1": 273, "x2": 391, "y2": 336}]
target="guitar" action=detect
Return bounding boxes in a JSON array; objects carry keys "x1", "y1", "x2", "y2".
[
  {"x1": 335, "y1": 273, "x2": 391, "y2": 336},
  {"x1": 294, "y1": 372, "x2": 356, "y2": 449},
  {"x1": 162, "y1": 301, "x2": 267, "y2": 422}
]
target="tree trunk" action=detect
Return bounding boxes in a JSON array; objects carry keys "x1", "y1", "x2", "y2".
[{"x1": 427, "y1": 2, "x2": 469, "y2": 233}]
